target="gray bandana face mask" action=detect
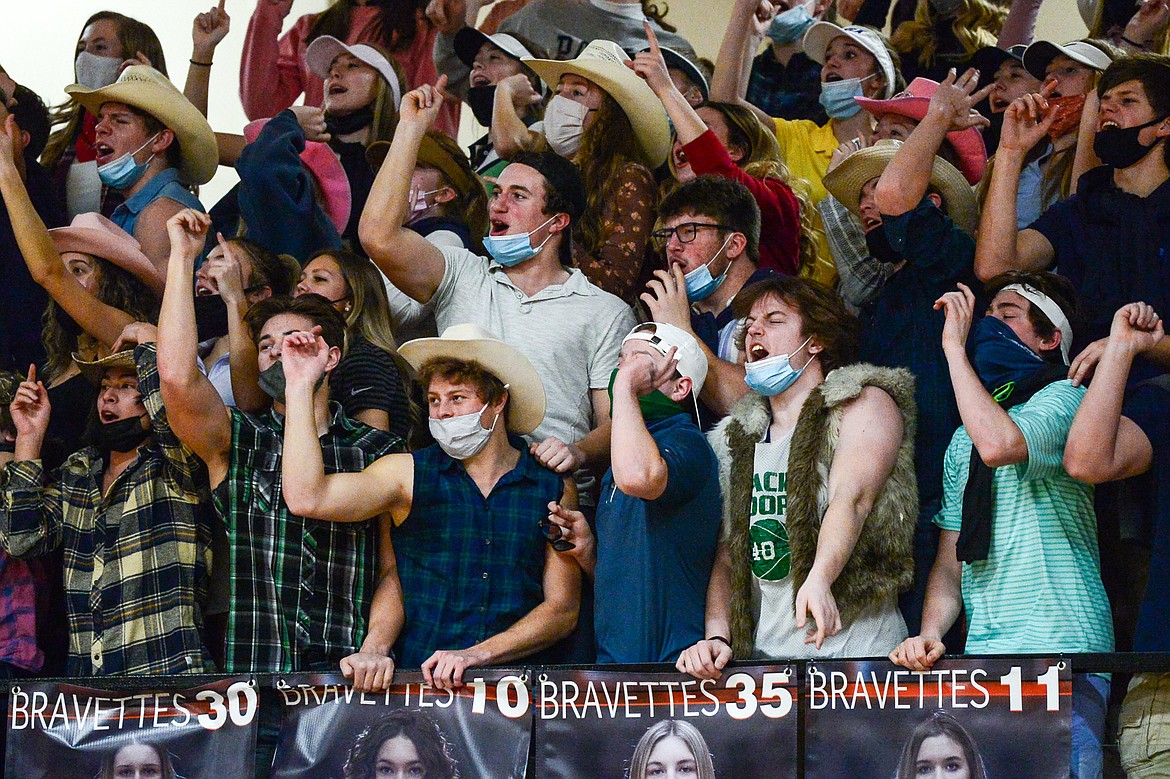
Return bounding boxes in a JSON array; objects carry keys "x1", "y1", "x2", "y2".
[{"x1": 258, "y1": 362, "x2": 325, "y2": 405}]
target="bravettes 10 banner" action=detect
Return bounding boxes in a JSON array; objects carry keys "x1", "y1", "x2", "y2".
[{"x1": 5, "y1": 658, "x2": 1072, "y2": 778}]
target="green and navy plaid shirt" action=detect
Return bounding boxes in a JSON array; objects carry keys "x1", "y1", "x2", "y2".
[
  {"x1": 213, "y1": 404, "x2": 401, "y2": 673},
  {"x1": 0, "y1": 344, "x2": 216, "y2": 676}
]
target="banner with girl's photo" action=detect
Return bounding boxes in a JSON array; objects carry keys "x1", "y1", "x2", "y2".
[
  {"x1": 534, "y1": 666, "x2": 799, "y2": 779},
  {"x1": 270, "y1": 669, "x2": 532, "y2": 778},
  {"x1": 5, "y1": 676, "x2": 258, "y2": 778},
  {"x1": 804, "y1": 657, "x2": 1072, "y2": 778}
]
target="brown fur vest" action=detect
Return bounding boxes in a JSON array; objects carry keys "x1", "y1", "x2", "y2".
[{"x1": 708, "y1": 363, "x2": 919, "y2": 657}]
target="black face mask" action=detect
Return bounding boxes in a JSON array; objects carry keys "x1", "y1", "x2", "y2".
[
  {"x1": 94, "y1": 415, "x2": 150, "y2": 453},
  {"x1": 258, "y1": 361, "x2": 325, "y2": 405},
  {"x1": 983, "y1": 110, "x2": 1004, "y2": 154},
  {"x1": 1093, "y1": 117, "x2": 1167, "y2": 169},
  {"x1": 864, "y1": 223, "x2": 904, "y2": 264},
  {"x1": 467, "y1": 85, "x2": 497, "y2": 127},
  {"x1": 193, "y1": 294, "x2": 230, "y2": 342},
  {"x1": 325, "y1": 104, "x2": 375, "y2": 138}
]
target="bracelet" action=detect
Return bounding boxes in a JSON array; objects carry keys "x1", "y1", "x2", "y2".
[
  {"x1": 1121, "y1": 35, "x2": 1150, "y2": 50},
  {"x1": 190, "y1": 59, "x2": 213, "y2": 67},
  {"x1": 706, "y1": 635, "x2": 732, "y2": 647}
]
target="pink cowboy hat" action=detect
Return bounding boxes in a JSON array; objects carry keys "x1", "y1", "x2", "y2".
[
  {"x1": 855, "y1": 77, "x2": 988, "y2": 185},
  {"x1": 49, "y1": 213, "x2": 164, "y2": 293},
  {"x1": 244, "y1": 119, "x2": 352, "y2": 233}
]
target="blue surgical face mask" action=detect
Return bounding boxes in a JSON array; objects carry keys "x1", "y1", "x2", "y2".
[
  {"x1": 97, "y1": 133, "x2": 159, "y2": 190},
  {"x1": 743, "y1": 335, "x2": 814, "y2": 396},
  {"x1": 819, "y1": 75, "x2": 872, "y2": 120},
  {"x1": 767, "y1": 3, "x2": 816, "y2": 45},
  {"x1": 683, "y1": 233, "x2": 733, "y2": 302},
  {"x1": 483, "y1": 215, "x2": 557, "y2": 267}
]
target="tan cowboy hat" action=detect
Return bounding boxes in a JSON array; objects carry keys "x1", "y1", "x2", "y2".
[
  {"x1": 823, "y1": 139, "x2": 979, "y2": 235},
  {"x1": 49, "y1": 213, "x2": 165, "y2": 293},
  {"x1": 523, "y1": 40, "x2": 671, "y2": 167},
  {"x1": 66, "y1": 66, "x2": 218, "y2": 186},
  {"x1": 73, "y1": 350, "x2": 137, "y2": 386},
  {"x1": 399, "y1": 323, "x2": 546, "y2": 434}
]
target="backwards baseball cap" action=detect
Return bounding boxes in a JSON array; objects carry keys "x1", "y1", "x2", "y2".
[
  {"x1": 506, "y1": 151, "x2": 587, "y2": 222},
  {"x1": 622, "y1": 322, "x2": 709, "y2": 398}
]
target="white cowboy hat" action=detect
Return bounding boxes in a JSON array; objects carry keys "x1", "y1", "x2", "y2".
[
  {"x1": 823, "y1": 139, "x2": 979, "y2": 235},
  {"x1": 66, "y1": 65, "x2": 217, "y2": 185},
  {"x1": 523, "y1": 40, "x2": 671, "y2": 168},
  {"x1": 399, "y1": 323, "x2": 546, "y2": 435}
]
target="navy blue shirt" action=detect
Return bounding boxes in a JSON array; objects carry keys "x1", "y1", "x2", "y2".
[
  {"x1": 1125, "y1": 382, "x2": 1170, "y2": 652},
  {"x1": 594, "y1": 413, "x2": 722, "y2": 664},
  {"x1": 1031, "y1": 165, "x2": 1170, "y2": 384},
  {"x1": 862, "y1": 199, "x2": 977, "y2": 521},
  {"x1": 747, "y1": 49, "x2": 826, "y2": 124}
]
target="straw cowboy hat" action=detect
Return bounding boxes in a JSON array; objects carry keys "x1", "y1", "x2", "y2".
[
  {"x1": 523, "y1": 40, "x2": 672, "y2": 167},
  {"x1": 304, "y1": 35, "x2": 403, "y2": 111},
  {"x1": 823, "y1": 139, "x2": 979, "y2": 235},
  {"x1": 244, "y1": 119, "x2": 352, "y2": 233},
  {"x1": 399, "y1": 323, "x2": 546, "y2": 435},
  {"x1": 49, "y1": 212, "x2": 165, "y2": 294},
  {"x1": 854, "y1": 78, "x2": 988, "y2": 184},
  {"x1": 74, "y1": 349, "x2": 137, "y2": 386},
  {"x1": 66, "y1": 65, "x2": 217, "y2": 185}
]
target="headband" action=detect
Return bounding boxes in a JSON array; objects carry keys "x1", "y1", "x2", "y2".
[{"x1": 1000, "y1": 283, "x2": 1073, "y2": 364}]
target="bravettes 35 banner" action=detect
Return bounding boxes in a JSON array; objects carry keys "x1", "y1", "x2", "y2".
[{"x1": 5, "y1": 676, "x2": 259, "y2": 778}]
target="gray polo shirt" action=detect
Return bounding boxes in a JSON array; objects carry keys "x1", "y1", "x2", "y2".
[{"x1": 432, "y1": 246, "x2": 636, "y2": 451}]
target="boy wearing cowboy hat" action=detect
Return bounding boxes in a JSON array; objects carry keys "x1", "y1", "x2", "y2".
[
  {"x1": 823, "y1": 67, "x2": 984, "y2": 635},
  {"x1": 280, "y1": 323, "x2": 581, "y2": 689},
  {"x1": 1, "y1": 334, "x2": 216, "y2": 678},
  {"x1": 157, "y1": 210, "x2": 402, "y2": 689},
  {"x1": 66, "y1": 65, "x2": 216, "y2": 275},
  {"x1": 547, "y1": 322, "x2": 720, "y2": 664},
  {"x1": 361, "y1": 78, "x2": 635, "y2": 510}
]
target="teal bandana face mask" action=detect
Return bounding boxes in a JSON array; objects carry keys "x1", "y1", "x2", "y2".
[
  {"x1": 767, "y1": 3, "x2": 816, "y2": 44},
  {"x1": 483, "y1": 215, "x2": 557, "y2": 267},
  {"x1": 818, "y1": 75, "x2": 873, "y2": 119}
]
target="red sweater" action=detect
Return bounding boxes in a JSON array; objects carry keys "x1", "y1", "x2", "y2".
[
  {"x1": 682, "y1": 130, "x2": 801, "y2": 276},
  {"x1": 240, "y1": 4, "x2": 459, "y2": 137}
]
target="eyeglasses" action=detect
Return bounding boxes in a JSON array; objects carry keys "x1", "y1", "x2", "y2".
[
  {"x1": 651, "y1": 222, "x2": 728, "y2": 249},
  {"x1": 539, "y1": 518, "x2": 575, "y2": 552}
]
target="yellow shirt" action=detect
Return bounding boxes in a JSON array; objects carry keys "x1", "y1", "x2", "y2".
[{"x1": 773, "y1": 117, "x2": 839, "y2": 288}]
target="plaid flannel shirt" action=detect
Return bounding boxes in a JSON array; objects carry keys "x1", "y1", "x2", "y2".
[
  {"x1": 213, "y1": 404, "x2": 401, "y2": 673},
  {"x1": 0, "y1": 344, "x2": 216, "y2": 676}
]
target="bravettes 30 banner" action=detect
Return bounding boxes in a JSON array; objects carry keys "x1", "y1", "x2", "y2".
[
  {"x1": 805, "y1": 657, "x2": 1072, "y2": 779},
  {"x1": 5, "y1": 676, "x2": 259, "y2": 778},
  {"x1": 270, "y1": 669, "x2": 532, "y2": 778},
  {"x1": 534, "y1": 666, "x2": 799, "y2": 779}
]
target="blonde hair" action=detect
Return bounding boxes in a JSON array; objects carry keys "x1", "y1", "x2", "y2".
[{"x1": 891, "y1": 0, "x2": 1006, "y2": 69}]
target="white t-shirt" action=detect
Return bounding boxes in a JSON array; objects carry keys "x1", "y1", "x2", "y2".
[{"x1": 748, "y1": 432, "x2": 907, "y2": 659}]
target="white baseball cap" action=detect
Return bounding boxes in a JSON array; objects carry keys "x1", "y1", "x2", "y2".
[{"x1": 622, "y1": 322, "x2": 709, "y2": 398}]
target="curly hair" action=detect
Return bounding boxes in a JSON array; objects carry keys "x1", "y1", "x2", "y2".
[
  {"x1": 342, "y1": 710, "x2": 458, "y2": 779},
  {"x1": 574, "y1": 91, "x2": 650, "y2": 259},
  {"x1": 702, "y1": 101, "x2": 821, "y2": 275},
  {"x1": 43, "y1": 12, "x2": 168, "y2": 174},
  {"x1": 891, "y1": 0, "x2": 1006, "y2": 69},
  {"x1": 41, "y1": 259, "x2": 159, "y2": 384}
]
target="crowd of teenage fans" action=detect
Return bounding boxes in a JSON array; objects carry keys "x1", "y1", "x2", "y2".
[{"x1": 0, "y1": 0, "x2": 1168, "y2": 774}]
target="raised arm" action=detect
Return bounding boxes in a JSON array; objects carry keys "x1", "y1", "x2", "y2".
[
  {"x1": 204, "y1": 235, "x2": 269, "y2": 413},
  {"x1": 997, "y1": 0, "x2": 1044, "y2": 48},
  {"x1": 156, "y1": 210, "x2": 232, "y2": 485},
  {"x1": 1064, "y1": 302, "x2": 1162, "y2": 482},
  {"x1": 712, "y1": 0, "x2": 776, "y2": 127},
  {"x1": 0, "y1": 117, "x2": 139, "y2": 347},
  {"x1": 874, "y1": 68, "x2": 991, "y2": 217},
  {"x1": 279, "y1": 329, "x2": 414, "y2": 523},
  {"x1": 631, "y1": 23, "x2": 710, "y2": 147},
  {"x1": 796, "y1": 384, "x2": 903, "y2": 649},
  {"x1": 358, "y1": 79, "x2": 450, "y2": 303},
  {"x1": 935, "y1": 284, "x2": 1029, "y2": 466},
  {"x1": 239, "y1": 0, "x2": 304, "y2": 121},
  {"x1": 609, "y1": 345, "x2": 678, "y2": 500},
  {"x1": 0, "y1": 367, "x2": 65, "y2": 560},
  {"x1": 974, "y1": 91, "x2": 1057, "y2": 280},
  {"x1": 426, "y1": 0, "x2": 487, "y2": 99},
  {"x1": 184, "y1": 1, "x2": 231, "y2": 118},
  {"x1": 489, "y1": 74, "x2": 545, "y2": 159}
]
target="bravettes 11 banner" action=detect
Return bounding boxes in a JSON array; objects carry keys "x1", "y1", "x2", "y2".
[
  {"x1": 535, "y1": 665, "x2": 799, "y2": 779},
  {"x1": 5, "y1": 676, "x2": 259, "y2": 778},
  {"x1": 270, "y1": 669, "x2": 532, "y2": 778},
  {"x1": 805, "y1": 657, "x2": 1072, "y2": 778}
]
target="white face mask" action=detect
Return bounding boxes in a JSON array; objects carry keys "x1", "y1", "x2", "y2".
[
  {"x1": 429, "y1": 402, "x2": 499, "y2": 460},
  {"x1": 543, "y1": 95, "x2": 591, "y2": 158},
  {"x1": 75, "y1": 50, "x2": 123, "y2": 91},
  {"x1": 407, "y1": 187, "x2": 443, "y2": 222}
]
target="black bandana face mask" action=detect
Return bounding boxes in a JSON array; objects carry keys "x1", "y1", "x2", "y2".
[
  {"x1": 193, "y1": 294, "x2": 231, "y2": 342},
  {"x1": 325, "y1": 104, "x2": 375, "y2": 137},
  {"x1": 467, "y1": 85, "x2": 497, "y2": 127},
  {"x1": 94, "y1": 414, "x2": 150, "y2": 453}
]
